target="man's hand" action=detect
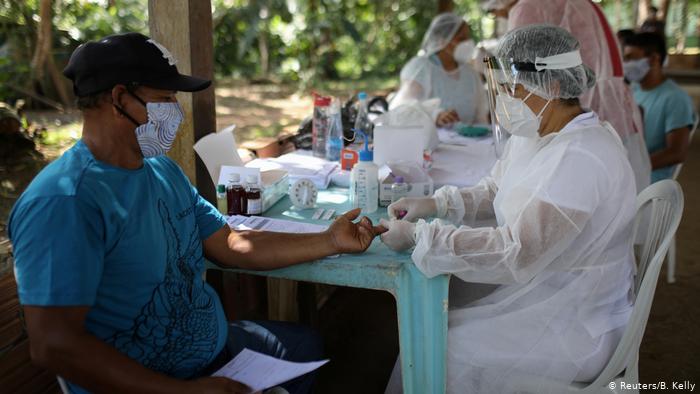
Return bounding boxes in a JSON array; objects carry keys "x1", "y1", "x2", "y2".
[
  {"x1": 187, "y1": 377, "x2": 255, "y2": 394},
  {"x1": 326, "y1": 208, "x2": 387, "y2": 254},
  {"x1": 436, "y1": 109, "x2": 460, "y2": 127}
]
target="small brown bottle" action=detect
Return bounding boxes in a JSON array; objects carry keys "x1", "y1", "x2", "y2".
[
  {"x1": 226, "y1": 174, "x2": 246, "y2": 216},
  {"x1": 244, "y1": 174, "x2": 262, "y2": 216}
]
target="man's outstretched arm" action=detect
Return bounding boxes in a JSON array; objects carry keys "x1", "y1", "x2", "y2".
[{"x1": 203, "y1": 208, "x2": 386, "y2": 270}]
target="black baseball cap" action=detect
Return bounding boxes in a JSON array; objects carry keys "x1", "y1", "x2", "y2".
[{"x1": 63, "y1": 32, "x2": 211, "y2": 96}]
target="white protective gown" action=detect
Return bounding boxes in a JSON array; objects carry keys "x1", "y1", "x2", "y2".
[
  {"x1": 387, "y1": 112, "x2": 637, "y2": 393},
  {"x1": 507, "y1": 0, "x2": 651, "y2": 193},
  {"x1": 391, "y1": 55, "x2": 489, "y2": 125}
]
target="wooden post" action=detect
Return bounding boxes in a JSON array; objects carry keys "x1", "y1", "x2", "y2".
[{"x1": 148, "y1": 0, "x2": 216, "y2": 203}]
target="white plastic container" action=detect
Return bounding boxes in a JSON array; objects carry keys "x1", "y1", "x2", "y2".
[{"x1": 349, "y1": 131, "x2": 378, "y2": 213}]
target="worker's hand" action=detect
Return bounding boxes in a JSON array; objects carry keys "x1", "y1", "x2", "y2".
[
  {"x1": 327, "y1": 208, "x2": 387, "y2": 254},
  {"x1": 379, "y1": 219, "x2": 417, "y2": 252},
  {"x1": 388, "y1": 197, "x2": 437, "y2": 222},
  {"x1": 186, "y1": 376, "x2": 255, "y2": 393},
  {"x1": 436, "y1": 109, "x2": 460, "y2": 127}
]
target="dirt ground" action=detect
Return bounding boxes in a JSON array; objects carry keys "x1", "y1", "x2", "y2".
[{"x1": 1, "y1": 81, "x2": 699, "y2": 393}]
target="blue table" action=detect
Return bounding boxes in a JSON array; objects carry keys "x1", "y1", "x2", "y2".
[{"x1": 207, "y1": 188, "x2": 449, "y2": 394}]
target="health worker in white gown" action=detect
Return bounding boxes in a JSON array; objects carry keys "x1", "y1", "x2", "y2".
[
  {"x1": 380, "y1": 24, "x2": 637, "y2": 394},
  {"x1": 390, "y1": 13, "x2": 488, "y2": 128}
]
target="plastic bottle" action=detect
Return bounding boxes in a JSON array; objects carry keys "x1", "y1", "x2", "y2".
[
  {"x1": 353, "y1": 92, "x2": 373, "y2": 144},
  {"x1": 312, "y1": 94, "x2": 331, "y2": 158},
  {"x1": 226, "y1": 174, "x2": 246, "y2": 216},
  {"x1": 244, "y1": 174, "x2": 262, "y2": 216},
  {"x1": 325, "y1": 98, "x2": 343, "y2": 162},
  {"x1": 216, "y1": 184, "x2": 228, "y2": 215},
  {"x1": 349, "y1": 130, "x2": 378, "y2": 213},
  {"x1": 390, "y1": 176, "x2": 408, "y2": 204}
]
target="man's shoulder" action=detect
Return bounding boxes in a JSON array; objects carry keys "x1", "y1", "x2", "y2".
[{"x1": 20, "y1": 142, "x2": 94, "y2": 201}]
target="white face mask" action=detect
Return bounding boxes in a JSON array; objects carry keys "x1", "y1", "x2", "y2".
[
  {"x1": 623, "y1": 58, "x2": 651, "y2": 83},
  {"x1": 453, "y1": 39, "x2": 475, "y2": 64},
  {"x1": 495, "y1": 91, "x2": 551, "y2": 138},
  {"x1": 134, "y1": 102, "x2": 184, "y2": 157}
]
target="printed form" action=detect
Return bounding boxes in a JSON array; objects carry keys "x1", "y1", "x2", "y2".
[{"x1": 212, "y1": 348, "x2": 329, "y2": 392}]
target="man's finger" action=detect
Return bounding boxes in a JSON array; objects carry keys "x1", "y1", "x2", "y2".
[
  {"x1": 374, "y1": 224, "x2": 389, "y2": 235},
  {"x1": 342, "y1": 208, "x2": 362, "y2": 221}
]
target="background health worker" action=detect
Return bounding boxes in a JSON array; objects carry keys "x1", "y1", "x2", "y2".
[{"x1": 390, "y1": 13, "x2": 489, "y2": 128}]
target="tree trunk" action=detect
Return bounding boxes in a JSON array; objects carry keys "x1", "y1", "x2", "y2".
[
  {"x1": 659, "y1": 0, "x2": 671, "y2": 21},
  {"x1": 675, "y1": 0, "x2": 690, "y2": 52},
  {"x1": 637, "y1": 0, "x2": 652, "y2": 26},
  {"x1": 30, "y1": 0, "x2": 52, "y2": 82},
  {"x1": 46, "y1": 52, "x2": 71, "y2": 107},
  {"x1": 614, "y1": 0, "x2": 623, "y2": 31},
  {"x1": 437, "y1": 0, "x2": 454, "y2": 13},
  {"x1": 258, "y1": 10, "x2": 269, "y2": 78}
]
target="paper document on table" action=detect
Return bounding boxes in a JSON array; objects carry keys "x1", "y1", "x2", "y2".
[
  {"x1": 227, "y1": 215, "x2": 328, "y2": 233},
  {"x1": 212, "y1": 348, "x2": 329, "y2": 392}
]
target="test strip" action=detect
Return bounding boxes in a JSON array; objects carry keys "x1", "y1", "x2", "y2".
[
  {"x1": 312, "y1": 208, "x2": 325, "y2": 220},
  {"x1": 321, "y1": 209, "x2": 336, "y2": 221}
]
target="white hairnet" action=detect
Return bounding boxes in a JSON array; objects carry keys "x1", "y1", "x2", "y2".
[
  {"x1": 495, "y1": 24, "x2": 596, "y2": 99},
  {"x1": 419, "y1": 13, "x2": 466, "y2": 56}
]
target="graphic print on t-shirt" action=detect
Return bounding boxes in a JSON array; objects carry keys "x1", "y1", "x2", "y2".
[{"x1": 106, "y1": 199, "x2": 219, "y2": 378}]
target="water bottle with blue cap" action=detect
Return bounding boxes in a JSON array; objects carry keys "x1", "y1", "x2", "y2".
[{"x1": 349, "y1": 129, "x2": 378, "y2": 213}]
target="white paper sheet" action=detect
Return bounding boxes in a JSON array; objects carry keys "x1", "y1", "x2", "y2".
[
  {"x1": 212, "y1": 348, "x2": 329, "y2": 392},
  {"x1": 227, "y1": 215, "x2": 328, "y2": 233},
  {"x1": 193, "y1": 125, "x2": 244, "y2": 185}
]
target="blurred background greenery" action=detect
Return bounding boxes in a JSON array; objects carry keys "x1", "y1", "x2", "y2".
[{"x1": 1, "y1": 0, "x2": 699, "y2": 107}]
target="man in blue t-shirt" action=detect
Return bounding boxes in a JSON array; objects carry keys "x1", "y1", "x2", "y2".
[
  {"x1": 8, "y1": 33, "x2": 384, "y2": 394},
  {"x1": 623, "y1": 32, "x2": 696, "y2": 183}
]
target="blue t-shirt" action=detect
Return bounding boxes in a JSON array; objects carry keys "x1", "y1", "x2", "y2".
[
  {"x1": 8, "y1": 140, "x2": 228, "y2": 392},
  {"x1": 633, "y1": 79, "x2": 695, "y2": 183}
]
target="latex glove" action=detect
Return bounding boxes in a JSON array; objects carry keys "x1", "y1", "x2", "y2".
[
  {"x1": 388, "y1": 197, "x2": 437, "y2": 222},
  {"x1": 436, "y1": 109, "x2": 459, "y2": 127},
  {"x1": 327, "y1": 208, "x2": 387, "y2": 254},
  {"x1": 379, "y1": 219, "x2": 417, "y2": 252}
]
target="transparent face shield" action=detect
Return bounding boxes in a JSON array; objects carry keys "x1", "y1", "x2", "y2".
[
  {"x1": 484, "y1": 56, "x2": 527, "y2": 157},
  {"x1": 483, "y1": 50, "x2": 584, "y2": 156}
]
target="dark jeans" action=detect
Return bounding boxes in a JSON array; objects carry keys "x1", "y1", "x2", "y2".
[{"x1": 206, "y1": 320, "x2": 324, "y2": 394}]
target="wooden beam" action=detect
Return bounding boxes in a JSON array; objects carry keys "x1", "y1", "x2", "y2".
[{"x1": 148, "y1": 0, "x2": 216, "y2": 203}]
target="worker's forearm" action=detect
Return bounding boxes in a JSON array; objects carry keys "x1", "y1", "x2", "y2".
[
  {"x1": 651, "y1": 149, "x2": 686, "y2": 170},
  {"x1": 224, "y1": 230, "x2": 337, "y2": 270},
  {"x1": 32, "y1": 331, "x2": 190, "y2": 394}
]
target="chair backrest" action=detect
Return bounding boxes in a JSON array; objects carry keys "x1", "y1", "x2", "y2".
[
  {"x1": 671, "y1": 113, "x2": 698, "y2": 180},
  {"x1": 587, "y1": 180, "x2": 684, "y2": 388}
]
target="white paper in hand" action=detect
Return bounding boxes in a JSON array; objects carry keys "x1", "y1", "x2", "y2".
[{"x1": 212, "y1": 348, "x2": 329, "y2": 392}]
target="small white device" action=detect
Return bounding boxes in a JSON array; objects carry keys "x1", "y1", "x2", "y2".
[{"x1": 289, "y1": 178, "x2": 318, "y2": 209}]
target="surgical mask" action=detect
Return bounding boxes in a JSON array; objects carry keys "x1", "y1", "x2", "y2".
[
  {"x1": 623, "y1": 58, "x2": 650, "y2": 83},
  {"x1": 453, "y1": 40, "x2": 475, "y2": 64},
  {"x1": 495, "y1": 91, "x2": 551, "y2": 138}
]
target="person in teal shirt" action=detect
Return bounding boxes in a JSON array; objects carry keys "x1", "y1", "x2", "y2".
[
  {"x1": 623, "y1": 32, "x2": 695, "y2": 183},
  {"x1": 9, "y1": 32, "x2": 384, "y2": 394}
]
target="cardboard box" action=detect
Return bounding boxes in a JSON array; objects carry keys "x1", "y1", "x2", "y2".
[{"x1": 378, "y1": 162, "x2": 434, "y2": 207}]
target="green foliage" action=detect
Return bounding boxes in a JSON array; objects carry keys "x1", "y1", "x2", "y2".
[
  {"x1": 211, "y1": 0, "x2": 490, "y2": 88},
  {"x1": 0, "y1": 0, "x2": 147, "y2": 103}
]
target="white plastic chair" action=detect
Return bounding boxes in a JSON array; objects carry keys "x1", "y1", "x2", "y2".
[
  {"x1": 665, "y1": 113, "x2": 698, "y2": 283},
  {"x1": 506, "y1": 180, "x2": 684, "y2": 393}
]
